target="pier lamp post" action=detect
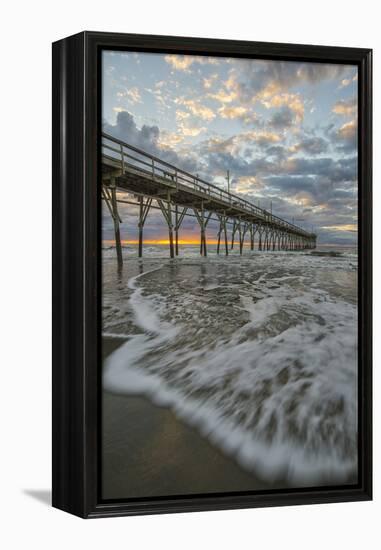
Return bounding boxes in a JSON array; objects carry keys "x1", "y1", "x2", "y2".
[{"x1": 226, "y1": 170, "x2": 230, "y2": 193}]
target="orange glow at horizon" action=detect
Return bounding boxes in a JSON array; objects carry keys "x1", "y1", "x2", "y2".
[{"x1": 103, "y1": 238, "x2": 221, "y2": 245}]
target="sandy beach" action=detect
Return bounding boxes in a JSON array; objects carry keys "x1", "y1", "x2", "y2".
[{"x1": 102, "y1": 337, "x2": 283, "y2": 500}]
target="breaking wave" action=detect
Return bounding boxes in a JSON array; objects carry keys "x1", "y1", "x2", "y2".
[{"x1": 103, "y1": 250, "x2": 358, "y2": 486}]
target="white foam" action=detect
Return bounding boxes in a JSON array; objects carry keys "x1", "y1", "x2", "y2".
[
  {"x1": 127, "y1": 266, "x2": 176, "y2": 336},
  {"x1": 103, "y1": 251, "x2": 358, "y2": 485},
  {"x1": 102, "y1": 332, "x2": 131, "y2": 340}
]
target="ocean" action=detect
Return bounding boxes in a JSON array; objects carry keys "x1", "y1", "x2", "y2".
[{"x1": 102, "y1": 244, "x2": 358, "y2": 487}]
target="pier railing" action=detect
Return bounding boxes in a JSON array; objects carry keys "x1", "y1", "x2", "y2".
[{"x1": 102, "y1": 132, "x2": 315, "y2": 238}]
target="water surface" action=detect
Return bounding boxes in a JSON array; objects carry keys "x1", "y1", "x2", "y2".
[{"x1": 102, "y1": 245, "x2": 358, "y2": 487}]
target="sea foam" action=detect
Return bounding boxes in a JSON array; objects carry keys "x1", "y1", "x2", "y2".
[{"x1": 103, "y1": 250, "x2": 358, "y2": 486}]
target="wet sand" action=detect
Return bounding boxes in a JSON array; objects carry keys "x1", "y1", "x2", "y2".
[{"x1": 102, "y1": 337, "x2": 285, "y2": 500}]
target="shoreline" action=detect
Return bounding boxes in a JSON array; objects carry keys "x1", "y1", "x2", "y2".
[
  {"x1": 102, "y1": 337, "x2": 286, "y2": 500},
  {"x1": 101, "y1": 252, "x2": 358, "y2": 500}
]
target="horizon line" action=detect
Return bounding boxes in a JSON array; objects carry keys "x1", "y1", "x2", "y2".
[{"x1": 102, "y1": 239, "x2": 357, "y2": 248}]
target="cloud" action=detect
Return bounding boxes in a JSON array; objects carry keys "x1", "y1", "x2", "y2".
[
  {"x1": 181, "y1": 126, "x2": 206, "y2": 137},
  {"x1": 164, "y1": 54, "x2": 219, "y2": 72},
  {"x1": 218, "y1": 105, "x2": 248, "y2": 119},
  {"x1": 175, "y1": 98, "x2": 215, "y2": 121},
  {"x1": 270, "y1": 106, "x2": 295, "y2": 128},
  {"x1": 207, "y1": 89, "x2": 237, "y2": 104},
  {"x1": 338, "y1": 119, "x2": 357, "y2": 140},
  {"x1": 200, "y1": 131, "x2": 281, "y2": 159},
  {"x1": 175, "y1": 107, "x2": 208, "y2": 137},
  {"x1": 211, "y1": 96, "x2": 260, "y2": 125},
  {"x1": 266, "y1": 145, "x2": 289, "y2": 160},
  {"x1": 234, "y1": 176, "x2": 264, "y2": 194},
  {"x1": 332, "y1": 98, "x2": 357, "y2": 116},
  {"x1": 240, "y1": 131, "x2": 281, "y2": 147},
  {"x1": 201, "y1": 135, "x2": 237, "y2": 155},
  {"x1": 103, "y1": 110, "x2": 200, "y2": 172},
  {"x1": 164, "y1": 55, "x2": 194, "y2": 71},
  {"x1": 290, "y1": 136, "x2": 329, "y2": 155},
  {"x1": 116, "y1": 87, "x2": 142, "y2": 104},
  {"x1": 262, "y1": 93, "x2": 304, "y2": 122},
  {"x1": 328, "y1": 119, "x2": 358, "y2": 153},
  {"x1": 224, "y1": 60, "x2": 348, "y2": 107},
  {"x1": 144, "y1": 85, "x2": 168, "y2": 107},
  {"x1": 264, "y1": 175, "x2": 316, "y2": 194},
  {"x1": 337, "y1": 120, "x2": 358, "y2": 153},
  {"x1": 203, "y1": 74, "x2": 218, "y2": 89},
  {"x1": 281, "y1": 156, "x2": 357, "y2": 182},
  {"x1": 321, "y1": 224, "x2": 357, "y2": 232},
  {"x1": 295, "y1": 63, "x2": 348, "y2": 84},
  {"x1": 175, "y1": 110, "x2": 190, "y2": 122},
  {"x1": 158, "y1": 131, "x2": 184, "y2": 148},
  {"x1": 104, "y1": 110, "x2": 159, "y2": 150}
]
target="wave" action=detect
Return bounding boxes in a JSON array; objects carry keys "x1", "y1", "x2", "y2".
[{"x1": 103, "y1": 254, "x2": 358, "y2": 485}]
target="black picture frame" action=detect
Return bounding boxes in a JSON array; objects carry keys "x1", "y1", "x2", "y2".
[{"x1": 52, "y1": 31, "x2": 372, "y2": 519}]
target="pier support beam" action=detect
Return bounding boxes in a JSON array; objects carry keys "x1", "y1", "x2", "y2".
[
  {"x1": 239, "y1": 222, "x2": 249, "y2": 255},
  {"x1": 231, "y1": 220, "x2": 238, "y2": 250},
  {"x1": 174, "y1": 206, "x2": 187, "y2": 256},
  {"x1": 258, "y1": 225, "x2": 263, "y2": 251},
  {"x1": 138, "y1": 197, "x2": 143, "y2": 257},
  {"x1": 265, "y1": 228, "x2": 271, "y2": 251},
  {"x1": 107, "y1": 177, "x2": 123, "y2": 267},
  {"x1": 168, "y1": 196, "x2": 174, "y2": 258},
  {"x1": 237, "y1": 218, "x2": 243, "y2": 255},
  {"x1": 158, "y1": 194, "x2": 175, "y2": 258},
  {"x1": 200, "y1": 203, "x2": 206, "y2": 256},
  {"x1": 194, "y1": 203, "x2": 212, "y2": 257},
  {"x1": 138, "y1": 196, "x2": 152, "y2": 257},
  {"x1": 217, "y1": 213, "x2": 229, "y2": 255},
  {"x1": 250, "y1": 224, "x2": 256, "y2": 251},
  {"x1": 216, "y1": 212, "x2": 229, "y2": 256},
  {"x1": 175, "y1": 205, "x2": 179, "y2": 256},
  {"x1": 224, "y1": 216, "x2": 229, "y2": 255},
  {"x1": 217, "y1": 221, "x2": 221, "y2": 254}
]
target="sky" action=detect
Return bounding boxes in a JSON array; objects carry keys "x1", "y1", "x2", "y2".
[{"x1": 102, "y1": 50, "x2": 358, "y2": 246}]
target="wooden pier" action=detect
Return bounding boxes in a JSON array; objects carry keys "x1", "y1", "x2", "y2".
[{"x1": 101, "y1": 133, "x2": 317, "y2": 265}]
